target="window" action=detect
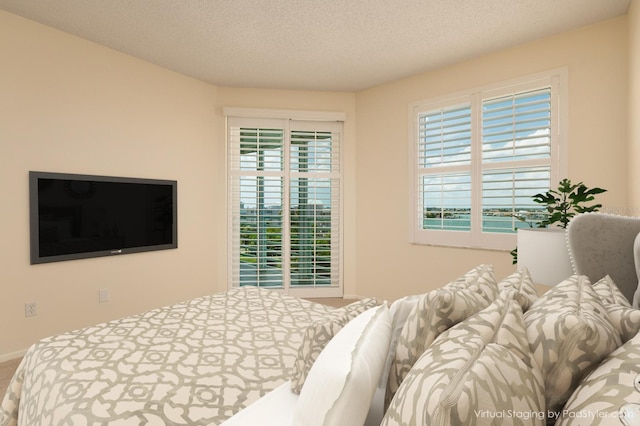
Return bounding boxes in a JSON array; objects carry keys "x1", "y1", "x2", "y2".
[
  {"x1": 411, "y1": 70, "x2": 567, "y2": 250},
  {"x1": 226, "y1": 109, "x2": 343, "y2": 297}
]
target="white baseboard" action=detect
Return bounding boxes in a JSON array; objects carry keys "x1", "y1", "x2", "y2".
[
  {"x1": 343, "y1": 294, "x2": 371, "y2": 301},
  {"x1": 0, "y1": 349, "x2": 27, "y2": 364}
]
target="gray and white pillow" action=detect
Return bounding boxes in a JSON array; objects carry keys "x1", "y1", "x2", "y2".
[
  {"x1": 444, "y1": 264, "x2": 498, "y2": 302},
  {"x1": 603, "y1": 304, "x2": 640, "y2": 344},
  {"x1": 594, "y1": 276, "x2": 640, "y2": 343},
  {"x1": 382, "y1": 290, "x2": 545, "y2": 426},
  {"x1": 594, "y1": 275, "x2": 631, "y2": 307},
  {"x1": 498, "y1": 267, "x2": 538, "y2": 311},
  {"x1": 386, "y1": 285, "x2": 490, "y2": 407},
  {"x1": 557, "y1": 331, "x2": 640, "y2": 425},
  {"x1": 524, "y1": 275, "x2": 622, "y2": 414}
]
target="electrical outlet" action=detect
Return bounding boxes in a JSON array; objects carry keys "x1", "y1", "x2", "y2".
[
  {"x1": 25, "y1": 302, "x2": 37, "y2": 317},
  {"x1": 99, "y1": 288, "x2": 110, "y2": 303}
]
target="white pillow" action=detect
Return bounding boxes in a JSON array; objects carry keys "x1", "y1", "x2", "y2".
[
  {"x1": 221, "y1": 382, "x2": 299, "y2": 426},
  {"x1": 632, "y1": 232, "x2": 640, "y2": 308},
  {"x1": 381, "y1": 295, "x2": 423, "y2": 386},
  {"x1": 366, "y1": 294, "x2": 422, "y2": 426},
  {"x1": 290, "y1": 298, "x2": 378, "y2": 393},
  {"x1": 293, "y1": 304, "x2": 392, "y2": 426}
]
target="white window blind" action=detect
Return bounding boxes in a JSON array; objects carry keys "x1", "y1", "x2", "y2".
[
  {"x1": 480, "y1": 88, "x2": 553, "y2": 233},
  {"x1": 228, "y1": 114, "x2": 342, "y2": 297},
  {"x1": 482, "y1": 88, "x2": 552, "y2": 163},
  {"x1": 419, "y1": 105, "x2": 472, "y2": 168},
  {"x1": 290, "y1": 127, "x2": 341, "y2": 288},
  {"x1": 229, "y1": 123, "x2": 285, "y2": 287},
  {"x1": 418, "y1": 104, "x2": 472, "y2": 233},
  {"x1": 411, "y1": 70, "x2": 566, "y2": 249}
]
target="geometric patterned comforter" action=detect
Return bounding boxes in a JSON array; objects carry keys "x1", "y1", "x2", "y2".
[{"x1": 0, "y1": 287, "x2": 335, "y2": 425}]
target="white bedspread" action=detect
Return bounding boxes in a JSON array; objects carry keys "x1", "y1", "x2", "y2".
[{"x1": 1, "y1": 287, "x2": 334, "y2": 425}]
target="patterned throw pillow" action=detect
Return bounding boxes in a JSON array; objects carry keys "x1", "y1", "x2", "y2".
[
  {"x1": 604, "y1": 304, "x2": 640, "y2": 344},
  {"x1": 593, "y1": 276, "x2": 640, "y2": 344},
  {"x1": 593, "y1": 275, "x2": 632, "y2": 307},
  {"x1": 590, "y1": 276, "x2": 640, "y2": 344},
  {"x1": 557, "y1": 331, "x2": 640, "y2": 425},
  {"x1": 385, "y1": 285, "x2": 490, "y2": 407},
  {"x1": 524, "y1": 275, "x2": 622, "y2": 414},
  {"x1": 382, "y1": 290, "x2": 545, "y2": 426},
  {"x1": 444, "y1": 264, "x2": 498, "y2": 302},
  {"x1": 497, "y1": 267, "x2": 538, "y2": 311},
  {"x1": 290, "y1": 298, "x2": 377, "y2": 393}
]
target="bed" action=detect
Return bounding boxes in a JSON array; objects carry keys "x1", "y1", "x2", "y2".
[
  {"x1": 10, "y1": 262, "x2": 639, "y2": 425},
  {"x1": 0, "y1": 286, "x2": 337, "y2": 425}
]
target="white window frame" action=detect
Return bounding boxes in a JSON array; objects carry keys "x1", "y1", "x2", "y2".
[
  {"x1": 409, "y1": 68, "x2": 568, "y2": 250},
  {"x1": 225, "y1": 107, "x2": 345, "y2": 298}
]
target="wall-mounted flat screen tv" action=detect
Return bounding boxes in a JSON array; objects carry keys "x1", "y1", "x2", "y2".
[{"x1": 30, "y1": 171, "x2": 177, "y2": 264}]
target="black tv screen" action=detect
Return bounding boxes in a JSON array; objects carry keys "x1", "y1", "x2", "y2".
[{"x1": 30, "y1": 171, "x2": 177, "y2": 264}]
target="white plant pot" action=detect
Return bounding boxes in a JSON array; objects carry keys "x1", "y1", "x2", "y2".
[{"x1": 517, "y1": 228, "x2": 574, "y2": 286}]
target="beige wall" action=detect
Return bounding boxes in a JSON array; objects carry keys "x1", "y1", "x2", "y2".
[
  {"x1": 0, "y1": 10, "x2": 219, "y2": 360},
  {"x1": 0, "y1": 11, "x2": 356, "y2": 360},
  {"x1": 354, "y1": 16, "x2": 629, "y2": 302},
  {"x1": 630, "y1": 0, "x2": 640, "y2": 209},
  {"x1": 0, "y1": 8, "x2": 634, "y2": 360}
]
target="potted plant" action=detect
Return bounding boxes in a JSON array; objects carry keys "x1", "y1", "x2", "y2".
[{"x1": 513, "y1": 179, "x2": 606, "y2": 285}]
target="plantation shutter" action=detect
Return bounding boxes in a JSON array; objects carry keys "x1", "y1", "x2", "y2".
[
  {"x1": 227, "y1": 113, "x2": 343, "y2": 296},
  {"x1": 290, "y1": 122, "x2": 341, "y2": 289},
  {"x1": 480, "y1": 88, "x2": 553, "y2": 232},
  {"x1": 411, "y1": 69, "x2": 565, "y2": 250},
  {"x1": 229, "y1": 118, "x2": 285, "y2": 288},
  {"x1": 416, "y1": 103, "x2": 473, "y2": 235}
]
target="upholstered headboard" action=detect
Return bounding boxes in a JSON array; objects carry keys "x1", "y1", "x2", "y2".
[{"x1": 567, "y1": 213, "x2": 640, "y2": 303}]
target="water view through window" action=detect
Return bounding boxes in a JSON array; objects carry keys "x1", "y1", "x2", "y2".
[{"x1": 418, "y1": 87, "x2": 554, "y2": 235}]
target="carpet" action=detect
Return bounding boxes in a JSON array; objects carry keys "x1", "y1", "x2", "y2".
[{"x1": 0, "y1": 358, "x2": 21, "y2": 397}]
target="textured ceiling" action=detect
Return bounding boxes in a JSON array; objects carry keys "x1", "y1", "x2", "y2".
[{"x1": 0, "y1": 0, "x2": 631, "y2": 91}]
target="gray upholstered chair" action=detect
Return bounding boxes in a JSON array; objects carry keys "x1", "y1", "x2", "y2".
[{"x1": 566, "y1": 213, "x2": 640, "y2": 305}]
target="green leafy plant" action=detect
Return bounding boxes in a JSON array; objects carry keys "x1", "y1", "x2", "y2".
[
  {"x1": 533, "y1": 178, "x2": 607, "y2": 228},
  {"x1": 510, "y1": 178, "x2": 607, "y2": 263}
]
